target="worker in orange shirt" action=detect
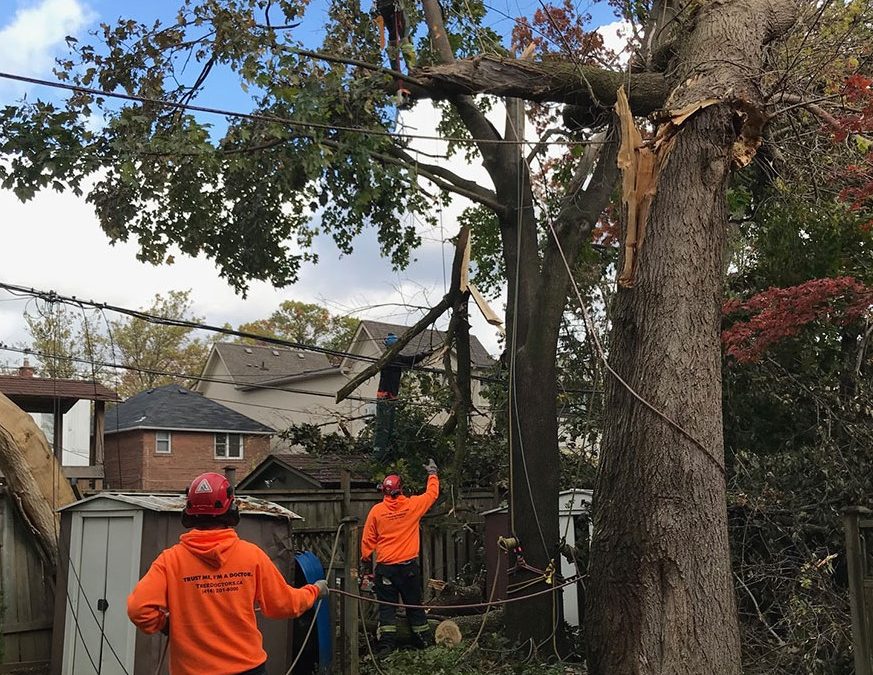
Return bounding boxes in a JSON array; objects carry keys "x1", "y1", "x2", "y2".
[
  {"x1": 127, "y1": 472, "x2": 328, "y2": 675},
  {"x1": 360, "y1": 458, "x2": 439, "y2": 655}
]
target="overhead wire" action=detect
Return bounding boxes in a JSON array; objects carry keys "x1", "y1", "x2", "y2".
[
  {"x1": 0, "y1": 71, "x2": 601, "y2": 148},
  {"x1": 0, "y1": 282, "x2": 602, "y2": 396}
]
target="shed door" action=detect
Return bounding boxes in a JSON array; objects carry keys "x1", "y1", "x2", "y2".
[{"x1": 63, "y1": 510, "x2": 142, "y2": 675}]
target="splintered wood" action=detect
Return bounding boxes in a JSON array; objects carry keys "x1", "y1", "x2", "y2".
[
  {"x1": 616, "y1": 87, "x2": 658, "y2": 288},
  {"x1": 0, "y1": 392, "x2": 77, "y2": 571}
]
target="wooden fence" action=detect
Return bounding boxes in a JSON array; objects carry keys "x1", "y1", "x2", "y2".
[
  {"x1": 0, "y1": 488, "x2": 53, "y2": 674},
  {"x1": 241, "y1": 481, "x2": 497, "y2": 674}
]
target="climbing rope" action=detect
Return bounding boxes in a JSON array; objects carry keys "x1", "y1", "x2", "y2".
[{"x1": 329, "y1": 573, "x2": 583, "y2": 610}]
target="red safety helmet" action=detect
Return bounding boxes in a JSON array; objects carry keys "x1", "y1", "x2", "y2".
[
  {"x1": 182, "y1": 472, "x2": 239, "y2": 527},
  {"x1": 381, "y1": 474, "x2": 403, "y2": 497}
]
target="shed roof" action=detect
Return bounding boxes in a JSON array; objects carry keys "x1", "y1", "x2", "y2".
[
  {"x1": 105, "y1": 384, "x2": 274, "y2": 435},
  {"x1": 211, "y1": 343, "x2": 339, "y2": 389},
  {"x1": 238, "y1": 452, "x2": 372, "y2": 490},
  {"x1": 0, "y1": 375, "x2": 118, "y2": 413},
  {"x1": 58, "y1": 493, "x2": 303, "y2": 519},
  {"x1": 357, "y1": 320, "x2": 494, "y2": 369}
]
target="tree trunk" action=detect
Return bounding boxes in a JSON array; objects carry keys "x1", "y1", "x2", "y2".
[
  {"x1": 0, "y1": 392, "x2": 77, "y2": 572},
  {"x1": 503, "y1": 331, "x2": 562, "y2": 644},
  {"x1": 584, "y1": 0, "x2": 799, "y2": 668},
  {"x1": 587, "y1": 105, "x2": 740, "y2": 674}
]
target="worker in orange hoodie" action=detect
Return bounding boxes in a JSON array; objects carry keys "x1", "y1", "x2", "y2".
[
  {"x1": 127, "y1": 472, "x2": 328, "y2": 675},
  {"x1": 360, "y1": 458, "x2": 439, "y2": 655}
]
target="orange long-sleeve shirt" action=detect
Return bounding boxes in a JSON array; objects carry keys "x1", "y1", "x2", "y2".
[
  {"x1": 127, "y1": 528, "x2": 318, "y2": 675},
  {"x1": 361, "y1": 475, "x2": 439, "y2": 564}
]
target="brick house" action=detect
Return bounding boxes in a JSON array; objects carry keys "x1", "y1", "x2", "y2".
[{"x1": 103, "y1": 384, "x2": 274, "y2": 491}]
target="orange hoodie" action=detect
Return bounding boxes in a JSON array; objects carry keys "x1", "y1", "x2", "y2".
[
  {"x1": 361, "y1": 475, "x2": 439, "y2": 565},
  {"x1": 127, "y1": 528, "x2": 319, "y2": 675}
]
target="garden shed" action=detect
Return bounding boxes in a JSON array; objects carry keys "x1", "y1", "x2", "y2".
[{"x1": 49, "y1": 493, "x2": 303, "y2": 675}]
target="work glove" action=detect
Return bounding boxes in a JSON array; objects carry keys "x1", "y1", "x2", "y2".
[
  {"x1": 314, "y1": 579, "x2": 329, "y2": 600},
  {"x1": 360, "y1": 574, "x2": 375, "y2": 593},
  {"x1": 423, "y1": 458, "x2": 438, "y2": 475},
  {"x1": 360, "y1": 558, "x2": 374, "y2": 576}
]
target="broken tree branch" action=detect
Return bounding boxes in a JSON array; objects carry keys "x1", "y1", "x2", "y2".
[
  {"x1": 413, "y1": 56, "x2": 667, "y2": 115},
  {"x1": 0, "y1": 393, "x2": 77, "y2": 573}
]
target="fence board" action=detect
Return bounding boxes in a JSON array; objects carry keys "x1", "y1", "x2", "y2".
[{"x1": 0, "y1": 491, "x2": 54, "y2": 668}]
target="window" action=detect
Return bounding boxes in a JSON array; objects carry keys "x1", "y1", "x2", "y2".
[
  {"x1": 155, "y1": 431, "x2": 172, "y2": 454},
  {"x1": 215, "y1": 433, "x2": 243, "y2": 460}
]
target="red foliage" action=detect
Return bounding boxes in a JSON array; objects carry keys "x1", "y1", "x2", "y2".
[
  {"x1": 721, "y1": 277, "x2": 873, "y2": 364},
  {"x1": 832, "y1": 75, "x2": 873, "y2": 223},
  {"x1": 510, "y1": 0, "x2": 607, "y2": 62}
]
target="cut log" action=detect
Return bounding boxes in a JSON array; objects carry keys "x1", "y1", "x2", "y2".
[{"x1": 0, "y1": 392, "x2": 77, "y2": 572}]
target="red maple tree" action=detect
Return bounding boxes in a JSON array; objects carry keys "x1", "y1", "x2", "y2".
[{"x1": 721, "y1": 276, "x2": 872, "y2": 363}]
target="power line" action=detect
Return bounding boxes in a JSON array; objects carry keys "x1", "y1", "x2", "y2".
[
  {"x1": 0, "y1": 281, "x2": 602, "y2": 395},
  {"x1": 0, "y1": 71, "x2": 599, "y2": 148}
]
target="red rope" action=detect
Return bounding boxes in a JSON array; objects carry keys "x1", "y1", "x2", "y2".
[{"x1": 328, "y1": 574, "x2": 583, "y2": 610}]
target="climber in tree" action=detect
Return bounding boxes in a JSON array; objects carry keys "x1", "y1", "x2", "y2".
[
  {"x1": 373, "y1": 332, "x2": 432, "y2": 461},
  {"x1": 375, "y1": 0, "x2": 416, "y2": 107}
]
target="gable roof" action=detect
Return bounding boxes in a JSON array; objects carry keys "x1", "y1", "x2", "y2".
[
  {"x1": 209, "y1": 343, "x2": 340, "y2": 390},
  {"x1": 238, "y1": 452, "x2": 372, "y2": 490},
  {"x1": 356, "y1": 320, "x2": 494, "y2": 369},
  {"x1": 105, "y1": 384, "x2": 274, "y2": 435}
]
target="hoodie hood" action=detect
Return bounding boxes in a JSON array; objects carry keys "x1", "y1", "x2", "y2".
[
  {"x1": 383, "y1": 494, "x2": 409, "y2": 512},
  {"x1": 180, "y1": 528, "x2": 240, "y2": 569}
]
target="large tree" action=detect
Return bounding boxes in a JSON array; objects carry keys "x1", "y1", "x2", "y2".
[
  {"x1": 1, "y1": 0, "x2": 868, "y2": 668},
  {"x1": 237, "y1": 299, "x2": 358, "y2": 352},
  {"x1": 108, "y1": 291, "x2": 210, "y2": 398}
]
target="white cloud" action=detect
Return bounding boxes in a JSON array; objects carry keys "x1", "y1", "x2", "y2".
[
  {"x1": 0, "y1": 100, "x2": 508, "y2": 362},
  {"x1": 0, "y1": 0, "x2": 93, "y2": 95},
  {"x1": 597, "y1": 19, "x2": 633, "y2": 66}
]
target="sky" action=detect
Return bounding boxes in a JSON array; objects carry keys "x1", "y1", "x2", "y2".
[{"x1": 0, "y1": 0, "x2": 628, "y2": 367}]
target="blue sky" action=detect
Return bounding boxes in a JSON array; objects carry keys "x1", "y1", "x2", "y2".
[{"x1": 0, "y1": 0, "x2": 624, "y2": 360}]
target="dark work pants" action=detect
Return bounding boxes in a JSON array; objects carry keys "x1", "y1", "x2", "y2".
[
  {"x1": 373, "y1": 397, "x2": 397, "y2": 461},
  {"x1": 374, "y1": 560, "x2": 430, "y2": 646}
]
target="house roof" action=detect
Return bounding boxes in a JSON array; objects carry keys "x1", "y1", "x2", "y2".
[
  {"x1": 105, "y1": 384, "x2": 274, "y2": 435},
  {"x1": 210, "y1": 342, "x2": 340, "y2": 389},
  {"x1": 357, "y1": 320, "x2": 494, "y2": 369},
  {"x1": 238, "y1": 452, "x2": 372, "y2": 490},
  {"x1": 57, "y1": 493, "x2": 302, "y2": 519},
  {"x1": 0, "y1": 375, "x2": 118, "y2": 401}
]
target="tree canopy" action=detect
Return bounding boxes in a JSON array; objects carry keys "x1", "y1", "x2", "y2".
[{"x1": 2, "y1": 0, "x2": 873, "y2": 670}]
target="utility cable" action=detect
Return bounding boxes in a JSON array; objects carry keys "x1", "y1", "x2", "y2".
[
  {"x1": 0, "y1": 71, "x2": 596, "y2": 148},
  {"x1": 0, "y1": 282, "x2": 602, "y2": 395}
]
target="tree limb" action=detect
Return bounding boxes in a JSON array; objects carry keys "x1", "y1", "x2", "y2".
[
  {"x1": 388, "y1": 145, "x2": 503, "y2": 215},
  {"x1": 420, "y1": 0, "x2": 504, "y2": 170},
  {"x1": 413, "y1": 56, "x2": 667, "y2": 115},
  {"x1": 334, "y1": 293, "x2": 456, "y2": 403},
  {"x1": 335, "y1": 224, "x2": 474, "y2": 404}
]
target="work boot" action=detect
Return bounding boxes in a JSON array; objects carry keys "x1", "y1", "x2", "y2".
[
  {"x1": 411, "y1": 627, "x2": 434, "y2": 649},
  {"x1": 373, "y1": 638, "x2": 395, "y2": 657}
]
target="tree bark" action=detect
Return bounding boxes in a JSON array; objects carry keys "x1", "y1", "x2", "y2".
[
  {"x1": 413, "y1": 57, "x2": 667, "y2": 114},
  {"x1": 587, "y1": 105, "x2": 740, "y2": 674},
  {"x1": 0, "y1": 393, "x2": 77, "y2": 572},
  {"x1": 585, "y1": 0, "x2": 799, "y2": 671}
]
